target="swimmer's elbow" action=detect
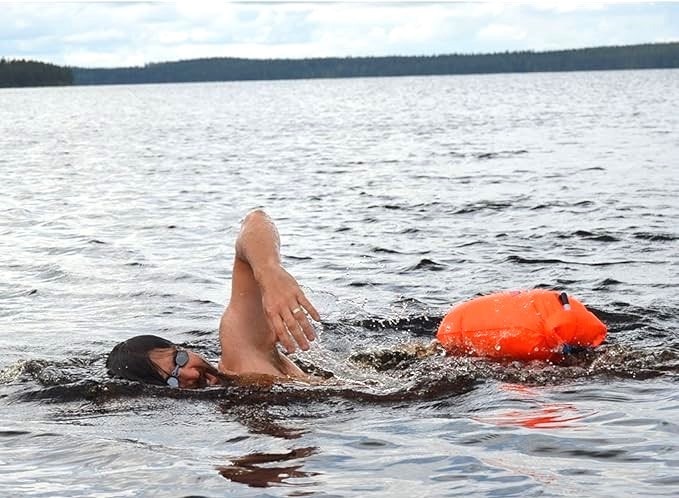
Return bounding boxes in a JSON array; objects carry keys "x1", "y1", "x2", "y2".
[
  {"x1": 243, "y1": 208, "x2": 268, "y2": 222},
  {"x1": 235, "y1": 208, "x2": 279, "y2": 260},
  {"x1": 239, "y1": 209, "x2": 270, "y2": 235}
]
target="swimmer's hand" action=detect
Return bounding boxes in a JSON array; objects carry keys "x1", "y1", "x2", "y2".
[
  {"x1": 258, "y1": 264, "x2": 321, "y2": 353},
  {"x1": 236, "y1": 209, "x2": 320, "y2": 353}
]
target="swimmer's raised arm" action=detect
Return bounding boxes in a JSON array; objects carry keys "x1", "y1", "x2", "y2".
[
  {"x1": 235, "y1": 209, "x2": 320, "y2": 353},
  {"x1": 235, "y1": 209, "x2": 283, "y2": 280}
]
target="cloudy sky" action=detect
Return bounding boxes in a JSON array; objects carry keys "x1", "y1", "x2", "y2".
[{"x1": 2, "y1": 1, "x2": 678, "y2": 68}]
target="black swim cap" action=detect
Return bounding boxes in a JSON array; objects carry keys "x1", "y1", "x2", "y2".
[{"x1": 106, "y1": 335, "x2": 175, "y2": 385}]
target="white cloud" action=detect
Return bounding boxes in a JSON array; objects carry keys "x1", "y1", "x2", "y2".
[
  {"x1": 478, "y1": 23, "x2": 527, "y2": 42},
  {"x1": 526, "y1": 1, "x2": 610, "y2": 14},
  {"x1": 0, "y1": 2, "x2": 677, "y2": 67},
  {"x1": 63, "y1": 30, "x2": 128, "y2": 45},
  {"x1": 61, "y1": 48, "x2": 146, "y2": 68}
]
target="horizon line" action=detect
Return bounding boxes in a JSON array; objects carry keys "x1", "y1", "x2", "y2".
[{"x1": 7, "y1": 40, "x2": 675, "y2": 70}]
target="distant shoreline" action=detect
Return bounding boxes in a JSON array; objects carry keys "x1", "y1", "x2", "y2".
[{"x1": 2, "y1": 42, "x2": 678, "y2": 88}]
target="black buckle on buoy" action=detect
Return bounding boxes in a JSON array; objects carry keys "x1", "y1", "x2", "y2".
[{"x1": 558, "y1": 291, "x2": 571, "y2": 310}]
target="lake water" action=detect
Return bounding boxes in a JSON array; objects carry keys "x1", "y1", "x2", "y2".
[{"x1": 1, "y1": 70, "x2": 678, "y2": 497}]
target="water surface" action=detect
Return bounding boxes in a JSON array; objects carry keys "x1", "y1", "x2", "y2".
[{"x1": 1, "y1": 70, "x2": 678, "y2": 497}]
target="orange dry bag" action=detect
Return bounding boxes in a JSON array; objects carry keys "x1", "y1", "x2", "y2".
[{"x1": 436, "y1": 289, "x2": 607, "y2": 362}]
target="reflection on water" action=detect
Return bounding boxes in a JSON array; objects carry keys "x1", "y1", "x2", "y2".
[
  {"x1": 476, "y1": 383, "x2": 592, "y2": 428},
  {"x1": 477, "y1": 403, "x2": 590, "y2": 429},
  {"x1": 224, "y1": 404, "x2": 306, "y2": 440},
  {"x1": 217, "y1": 447, "x2": 319, "y2": 488}
]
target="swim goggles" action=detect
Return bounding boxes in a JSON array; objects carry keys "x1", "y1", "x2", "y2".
[{"x1": 166, "y1": 350, "x2": 189, "y2": 388}]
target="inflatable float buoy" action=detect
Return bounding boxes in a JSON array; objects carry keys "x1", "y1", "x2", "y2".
[{"x1": 436, "y1": 289, "x2": 607, "y2": 362}]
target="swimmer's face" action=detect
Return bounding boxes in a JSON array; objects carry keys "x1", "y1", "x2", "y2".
[{"x1": 149, "y1": 348, "x2": 222, "y2": 389}]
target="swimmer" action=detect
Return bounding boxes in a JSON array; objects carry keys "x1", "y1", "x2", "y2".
[
  {"x1": 107, "y1": 210, "x2": 607, "y2": 388},
  {"x1": 106, "y1": 209, "x2": 321, "y2": 388}
]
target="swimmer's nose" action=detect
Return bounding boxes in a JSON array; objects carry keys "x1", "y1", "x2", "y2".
[{"x1": 182, "y1": 368, "x2": 200, "y2": 384}]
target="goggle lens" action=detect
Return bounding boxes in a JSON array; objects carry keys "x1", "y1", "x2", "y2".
[{"x1": 166, "y1": 350, "x2": 189, "y2": 388}]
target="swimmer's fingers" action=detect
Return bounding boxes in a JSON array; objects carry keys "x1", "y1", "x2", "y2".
[
  {"x1": 296, "y1": 310, "x2": 316, "y2": 343},
  {"x1": 296, "y1": 292, "x2": 320, "y2": 323},
  {"x1": 291, "y1": 292, "x2": 318, "y2": 342},
  {"x1": 271, "y1": 314, "x2": 297, "y2": 354},
  {"x1": 282, "y1": 308, "x2": 311, "y2": 352}
]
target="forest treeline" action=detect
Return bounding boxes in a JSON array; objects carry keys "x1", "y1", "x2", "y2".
[
  {"x1": 2, "y1": 42, "x2": 678, "y2": 88},
  {"x1": 71, "y1": 42, "x2": 679, "y2": 85},
  {"x1": 0, "y1": 58, "x2": 73, "y2": 87}
]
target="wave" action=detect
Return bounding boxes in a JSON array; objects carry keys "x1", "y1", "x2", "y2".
[
  {"x1": 400, "y1": 258, "x2": 448, "y2": 272},
  {"x1": 6, "y1": 342, "x2": 677, "y2": 408},
  {"x1": 3, "y1": 298, "x2": 676, "y2": 406},
  {"x1": 474, "y1": 150, "x2": 529, "y2": 160},
  {"x1": 4, "y1": 347, "x2": 677, "y2": 408},
  {"x1": 505, "y1": 255, "x2": 661, "y2": 267},
  {"x1": 454, "y1": 201, "x2": 515, "y2": 215},
  {"x1": 633, "y1": 232, "x2": 677, "y2": 242}
]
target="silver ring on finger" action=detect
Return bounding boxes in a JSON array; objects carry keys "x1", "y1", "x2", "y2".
[{"x1": 291, "y1": 307, "x2": 303, "y2": 315}]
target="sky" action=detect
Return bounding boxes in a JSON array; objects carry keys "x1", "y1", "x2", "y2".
[{"x1": 2, "y1": 1, "x2": 678, "y2": 68}]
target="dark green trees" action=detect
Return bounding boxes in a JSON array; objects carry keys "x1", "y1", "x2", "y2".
[
  {"x1": 0, "y1": 59, "x2": 73, "y2": 88},
  {"x1": 2, "y1": 42, "x2": 677, "y2": 88},
  {"x1": 72, "y1": 42, "x2": 679, "y2": 85}
]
